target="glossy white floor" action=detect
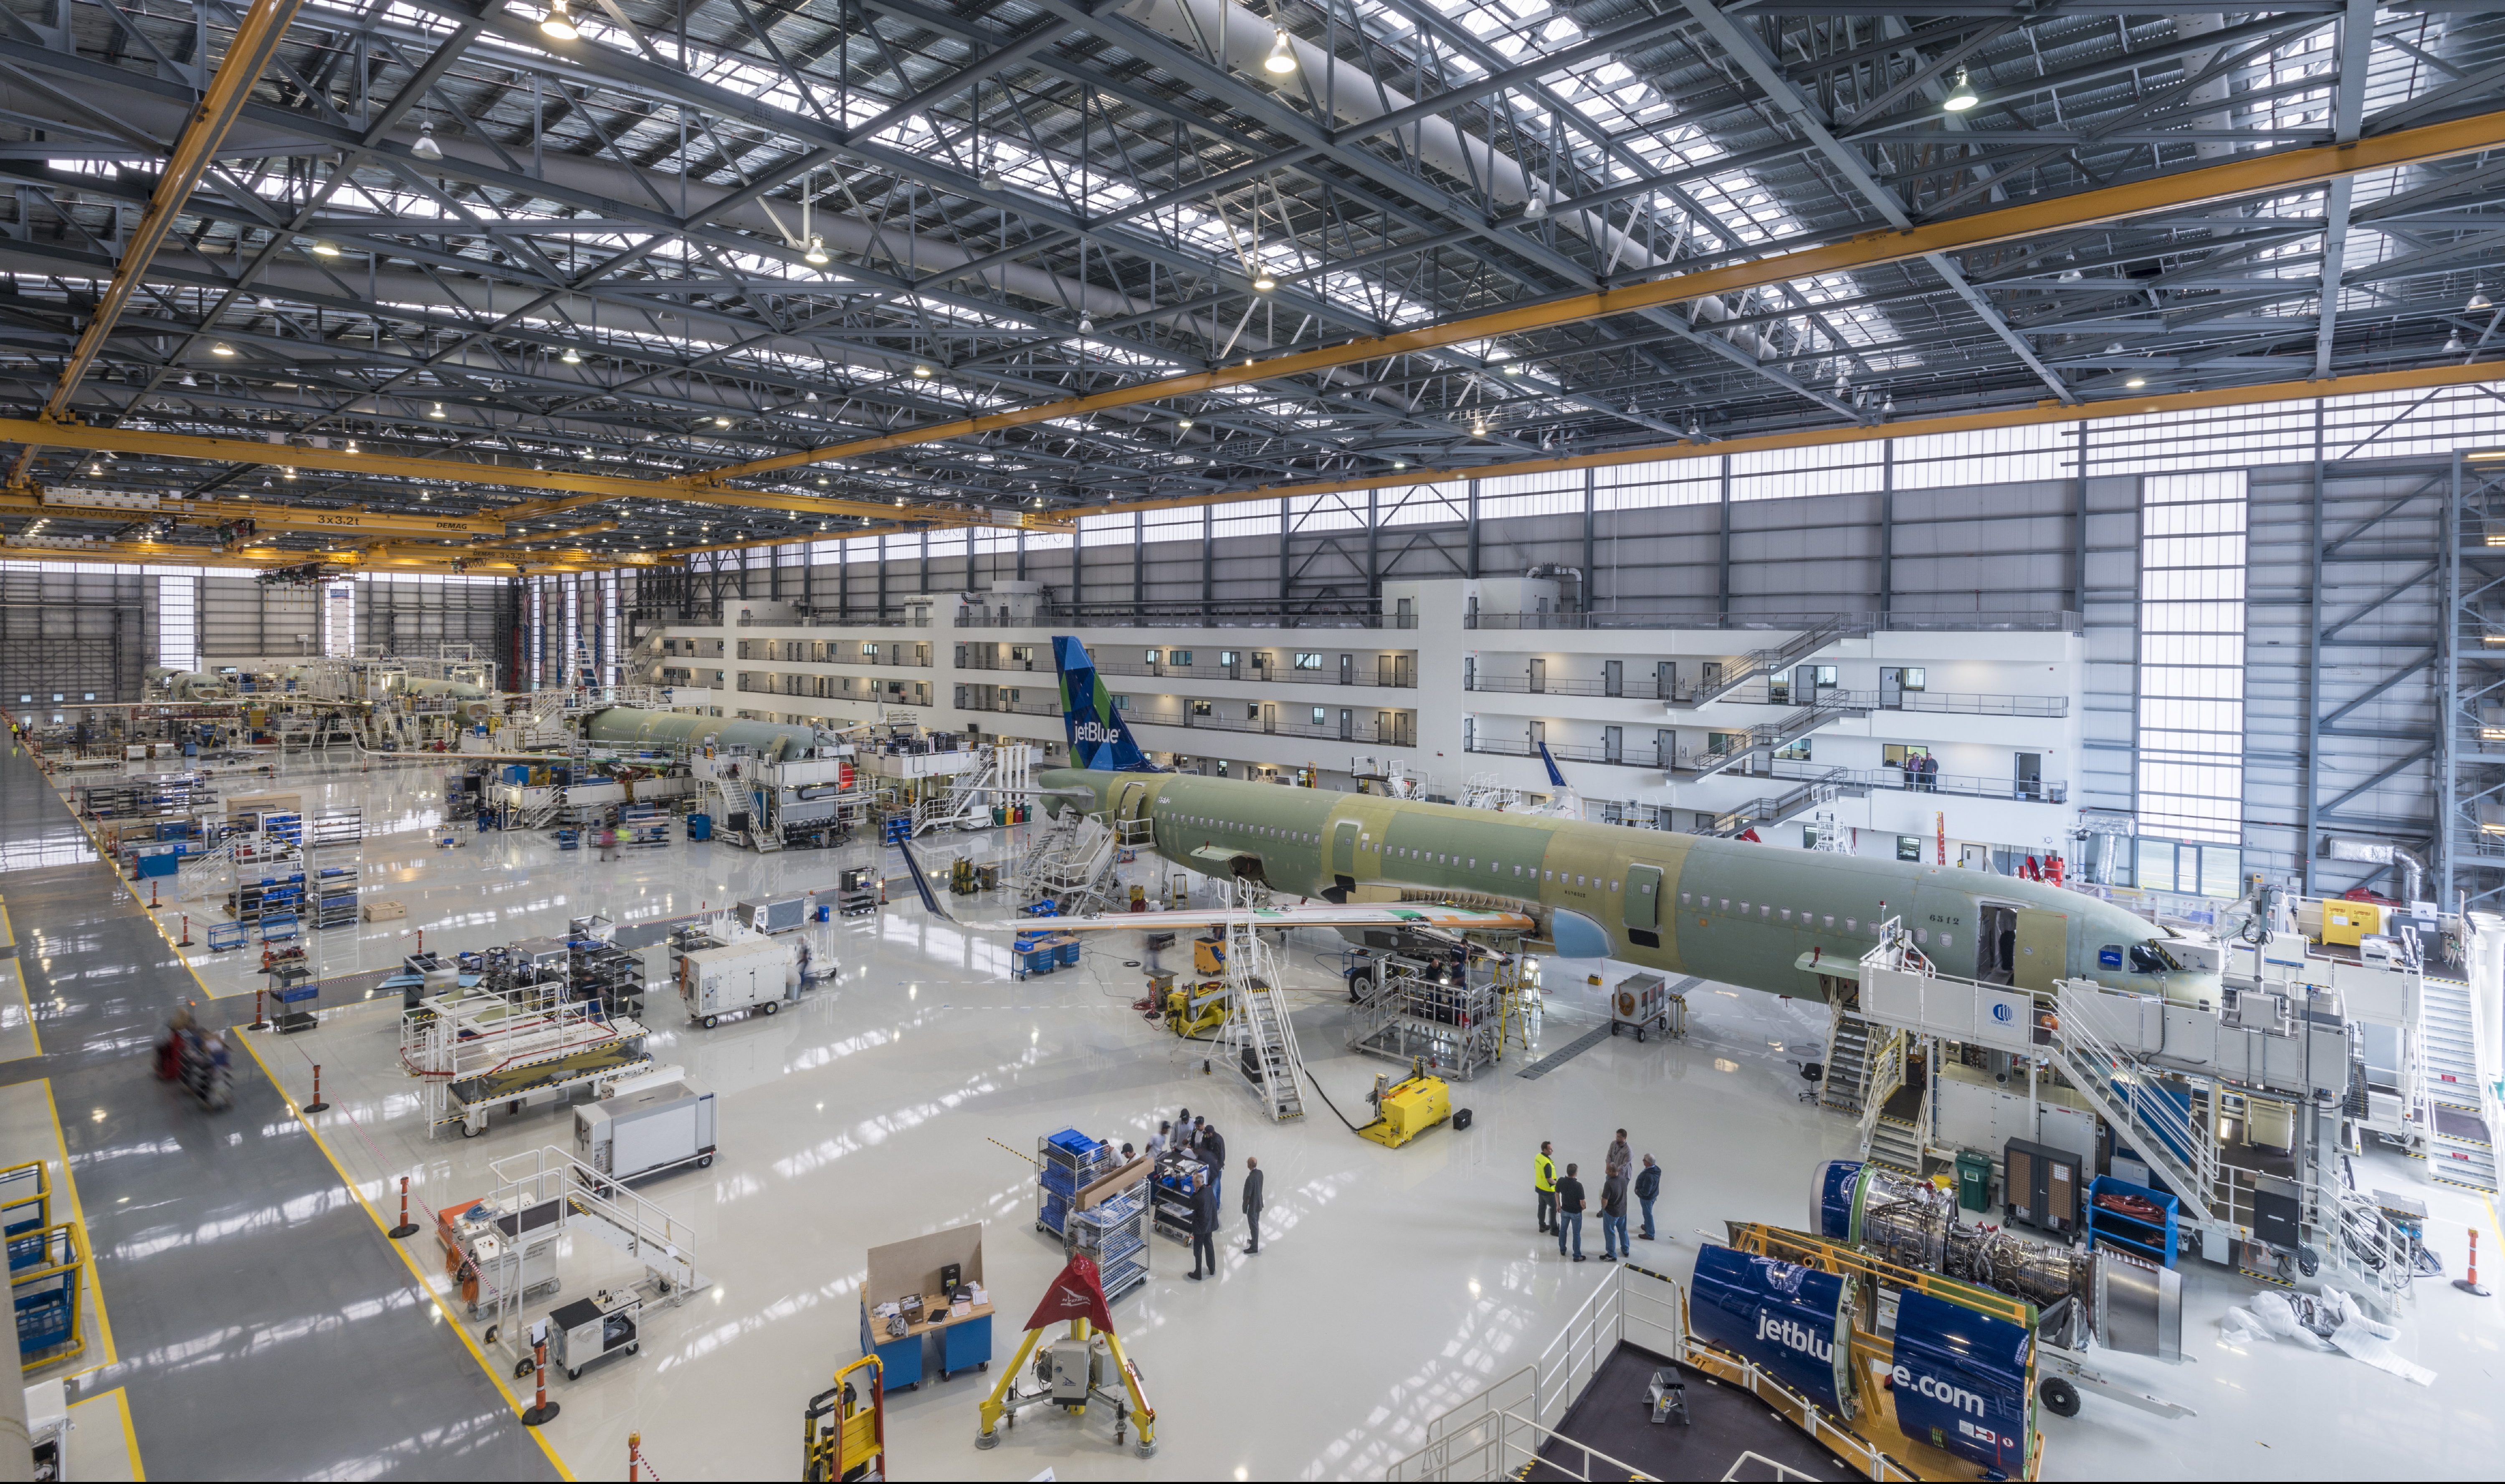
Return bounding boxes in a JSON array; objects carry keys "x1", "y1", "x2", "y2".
[{"x1": 142, "y1": 757, "x2": 2505, "y2": 1481}]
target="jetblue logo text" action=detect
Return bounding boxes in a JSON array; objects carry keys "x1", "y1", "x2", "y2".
[
  {"x1": 1891, "y1": 1363, "x2": 1986, "y2": 1416},
  {"x1": 1754, "y1": 1312, "x2": 1833, "y2": 1363},
  {"x1": 1072, "y1": 721, "x2": 1120, "y2": 744}
]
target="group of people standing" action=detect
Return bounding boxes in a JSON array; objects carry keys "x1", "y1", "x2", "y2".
[
  {"x1": 1533, "y1": 1130, "x2": 1661, "y2": 1262},
  {"x1": 1147, "y1": 1110, "x2": 1265, "y2": 1281},
  {"x1": 1898, "y1": 752, "x2": 1940, "y2": 791}
]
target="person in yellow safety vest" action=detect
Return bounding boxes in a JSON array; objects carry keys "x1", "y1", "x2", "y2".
[{"x1": 1534, "y1": 1141, "x2": 1558, "y2": 1236}]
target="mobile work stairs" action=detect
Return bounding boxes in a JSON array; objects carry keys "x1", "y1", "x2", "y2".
[{"x1": 1850, "y1": 922, "x2": 2415, "y2": 1316}]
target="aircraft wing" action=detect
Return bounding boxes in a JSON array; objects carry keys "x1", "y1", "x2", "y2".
[{"x1": 966, "y1": 903, "x2": 1536, "y2": 935}]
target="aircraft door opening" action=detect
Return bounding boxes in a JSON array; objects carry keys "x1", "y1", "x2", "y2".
[
  {"x1": 1624, "y1": 863, "x2": 1662, "y2": 948},
  {"x1": 1976, "y1": 903, "x2": 2017, "y2": 984},
  {"x1": 1115, "y1": 782, "x2": 1149, "y2": 822},
  {"x1": 2013, "y1": 910, "x2": 2067, "y2": 992},
  {"x1": 1331, "y1": 821, "x2": 1360, "y2": 892}
]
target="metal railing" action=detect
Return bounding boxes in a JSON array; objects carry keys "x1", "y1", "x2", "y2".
[
  {"x1": 1119, "y1": 704, "x2": 1416, "y2": 746},
  {"x1": 1464, "y1": 607, "x2": 2080, "y2": 634},
  {"x1": 1092, "y1": 657, "x2": 1419, "y2": 688}
]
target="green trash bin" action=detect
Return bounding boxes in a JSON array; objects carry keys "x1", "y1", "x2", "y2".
[{"x1": 1954, "y1": 1150, "x2": 1992, "y2": 1212}]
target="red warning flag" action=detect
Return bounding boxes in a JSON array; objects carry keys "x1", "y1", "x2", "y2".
[{"x1": 1023, "y1": 1253, "x2": 1116, "y2": 1335}]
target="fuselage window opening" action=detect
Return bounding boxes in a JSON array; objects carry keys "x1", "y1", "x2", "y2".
[{"x1": 2129, "y1": 942, "x2": 2179, "y2": 974}]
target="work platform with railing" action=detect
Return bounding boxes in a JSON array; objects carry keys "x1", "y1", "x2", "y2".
[{"x1": 1829, "y1": 889, "x2": 2504, "y2": 1315}]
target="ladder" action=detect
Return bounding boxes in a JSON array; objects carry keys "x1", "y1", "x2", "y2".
[
  {"x1": 1818, "y1": 1002, "x2": 1878, "y2": 1116},
  {"x1": 1216, "y1": 912, "x2": 1306, "y2": 1123},
  {"x1": 2419, "y1": 973, "x2": 2497, "y2": 1192}
]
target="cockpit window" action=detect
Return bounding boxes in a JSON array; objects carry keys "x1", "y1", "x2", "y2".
[{"x1": 2128, "y1": 942, "x2": 2181, "y2": 975}]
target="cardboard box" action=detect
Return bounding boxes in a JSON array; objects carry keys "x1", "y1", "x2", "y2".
[{"x1": 362, "y1": 899, "x2": 407, "y2": 922}]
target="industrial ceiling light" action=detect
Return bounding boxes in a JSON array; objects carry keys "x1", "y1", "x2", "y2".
[
  {"x1": 429, "y1": 402, "x2": 446, "y2": 418},
  {"x1": 210, "y1": 343, "x2": 235, "y2": 356},
  {"x1": 804, "y1": 235, "x2": 829, "y2": 266},
  {"x1": 1077, "y1": 315, "x2": 1094, "y2": 334},
  {"x1": 817, "y1": 476, "x2": 829, "y2": 486},
  {"x1": 2105, "y1": 341, "x2": 2124, "y2": 354},
  {"x1": 2471, "y1": 285, "x2": 2493, "y2": 312},
  {"x1": 540, "y1": 0, "x2": 579, "y2": 41},
  {"x1": 981, "y1": 153, "x2": 1005, "y2": 192},
  {"x1": 1881, "y1": 396, "x2": 1896, "y2": 417},
  {"x1": 912, "y1": 363, "x2": 935, "y2": 379},
  {"x1": 412, "y1": 122, "x2": 443, "y2": 160},
  {"x1": 714, "y1": 415, "x2": 732, "y2": 426},
  {"x1": 1943, "y1": 68, "x2": 1979, "y2": 112},
  {"x1": 1522, "y1": 195, "x2": 1547, "y2": 221},
  {"x1": 1177, "y1": 418, "x2": 1194, "y2": 430},
  {"x1": 1252, "y1": 271, "x2": 1277, "y2": 292},
  {"x1": 1392, "y1": 460, "x2": 1407, "y2": 469},
  {"x1": 560, "y1": 346, "x2": 582, "y2": 364},
  {"x1": 1263, "y1": 27, "x2": 1297, "y2": 74},
  {"x1": 180, "y1": 373, "x2": 196, "y2": 387},
  {"x1": 283, "y1": 467, "x2": 297, "y2": 480},
  {"x1": 1501, "y1": 361, "x2": 1523, "y2": 375},
  {"x1": 2125, "y1": 375, "x2": 2147, "y2": 389},
  {"x1": 309, "y1": 240, "x2": 340, "y2": 258},
  {"x1": 2447, "y1": 331, "x2": 2467, "y2": 353}
]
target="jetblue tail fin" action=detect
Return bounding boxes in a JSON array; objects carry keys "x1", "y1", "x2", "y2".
[
  {"x1": 1537, "y1": 741, "x2": 1569, "y2": 790},
  {"x1": 1053, "y1": 636, "x2": 1160, "y2": 771}
]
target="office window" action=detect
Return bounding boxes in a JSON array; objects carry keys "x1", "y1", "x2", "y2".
[
  {"x1": 1294, "y1": 652, "x2": 1323, "y2": 670},
  {"x1": 1311, "y1": 707, "x2": 1326, "y2": 726},
  {"x1": 860, "y1": 642, "x2": 880, "y2": 659},
  {"x1": 1172, "y1": 651, "x2": 1194, "y2": 666},
  {"x1": 1900, "y1": 667, "x2": 1926, "y2": 690},
  {"x1": 1896, "y1": 835, "x2": 1922, "y2": 862},
  {"x1": 2136, "y1": 471, "x2": 2248, "y2": 845},
  {"x1": 1145, "y1": 650, "x2": 1161, "y2": 662}
]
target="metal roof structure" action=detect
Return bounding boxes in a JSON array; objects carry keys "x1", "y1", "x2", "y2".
[{"x1": 0, "y1": 0, "x2": 2500, "y2": 569}]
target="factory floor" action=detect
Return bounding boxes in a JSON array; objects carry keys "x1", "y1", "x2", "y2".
[{"x1": 40, "y1": 751, "x2": 2505, "y2": 1480}]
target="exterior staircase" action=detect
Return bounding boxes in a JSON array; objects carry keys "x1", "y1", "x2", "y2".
[
  {"x1": 1714, "y1": 768, "x2": 1869, "y2": 837},
  {"x1": 2421, "y1": 973, "x2": 2497, "y2": 1192},
  {"x1": 1675, "y1": 615, "x2": 1868, "y2": 708}
]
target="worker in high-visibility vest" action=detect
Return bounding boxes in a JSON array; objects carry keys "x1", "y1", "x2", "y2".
[{"x1": 1533, "y1": 1142, "x2": 1558, "y2": 1236}]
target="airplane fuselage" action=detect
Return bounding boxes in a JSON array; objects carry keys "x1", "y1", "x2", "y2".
[{"x1": 1040, "y1": 768, "x2": 2215, "y2": 1005}]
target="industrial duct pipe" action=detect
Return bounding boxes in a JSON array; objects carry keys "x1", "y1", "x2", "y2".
[{"x1": 2318, "y1": 836, "x2": 2428, "y2": 903}]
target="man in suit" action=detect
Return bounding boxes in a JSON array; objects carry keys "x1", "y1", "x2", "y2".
[
  {"x1": 1241, "y1": 1157, "x2": 1265, "y2": 1254},
  {"x1": 1187, "y1": 1173, "x2": 1219, "y2": 1280}
]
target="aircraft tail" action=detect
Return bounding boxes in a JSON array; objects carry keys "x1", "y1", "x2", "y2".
[
  {"x1": 1053, "y1": 636, "x2": 1159, "y2": 771},
  {"x1": 1537, "y1": 741, "x2": 1569, "y2": 789}
]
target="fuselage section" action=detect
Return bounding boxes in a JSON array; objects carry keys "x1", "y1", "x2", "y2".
[{"x1": 1040, "y1": 768, "x2": 2210, "y2": 1005}]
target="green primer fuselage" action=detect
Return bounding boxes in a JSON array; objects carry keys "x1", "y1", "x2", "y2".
[{"x1": 1040, "y1": 768, "x2": 2210, "y2": 1005}]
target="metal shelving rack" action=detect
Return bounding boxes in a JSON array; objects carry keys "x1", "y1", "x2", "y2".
[{"x1": 1068, "y1": 1183, "x2": 1149, "y2": 1302}]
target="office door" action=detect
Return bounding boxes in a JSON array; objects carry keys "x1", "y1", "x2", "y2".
[
  {"x1": 1604, "y1": 660, "x2": 1623, "y2": 698},
  {"x1": 1604, "y1": 726, "x2": 1623, "y2": 763},
  {"x1": 1529, "y1": 657, "x2": 1547, "y2": 693},
  {"x1": 1657, "y1": 660, "x2": 1677, "y2": 700},
  {"x1": 2016, "y1": 752, "x2": 2042, "y2": 800},
  {"x1": 1700, "y1": 661, "x2": 1723, "y2": 691},
  {"x1": 1530, "y1": 719, "x2": 1547, "y2": 747},
  {"x1": 1339, "y1": 708, "x2": 1353, "y2": 741},
  {"x1": 1339, "y1": 653, "x2": 1353, "y2": 685},
  {"x1": 1880, "y1": 667, "x2": 1903, "y2": 708}
]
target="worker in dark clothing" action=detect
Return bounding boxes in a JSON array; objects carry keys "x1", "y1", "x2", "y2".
[
  {"x1": 1534, "y1": 1141, "x2": 1558, "y2": 1234},
  {"x1": 1187, "y1": 1173, "x2": 1219, "y2": 1280},
  {"x1": 1240, "y1": 1156, "x2": 1265, "y2": 1254},
  {"x1": 1635, "y1": 1155, "x2": 1662, "y2": 1241},
  {"x1": 1555, "y1": 1163, "x2": 1587, "y2": 1261},
  {"x1": 1202, "y1": 1123, "x2": 1226, "y2": 1212},
  {"x1": 1599, "y1": 1170, "x2": 1629, "y2": 1261}
]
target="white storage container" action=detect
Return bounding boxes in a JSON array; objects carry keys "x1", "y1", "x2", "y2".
[
  {"x1": 576, "y1": 1075, "x2": 716, "y2": 1182},
  {"x1": 678, "y1": 938, "x2": 796, "y2": 1026}
]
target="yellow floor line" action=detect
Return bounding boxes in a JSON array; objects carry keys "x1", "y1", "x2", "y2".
[
  {"x1": 34, "y1": 1079, "x2": 117, "y2": 1382},
  {"x1": 4, "y1": 959, "x2": 41, "y2": 1061},
  {"x1": 70, "y1": 1385, "x2": 144, "y2": 1481},
  {"x1": 234, "y1": 1031, "x2": 576, "y2": 1482},
  {"x1": 66, "y1": 799, "x2": 571, "y2": 1480}
]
